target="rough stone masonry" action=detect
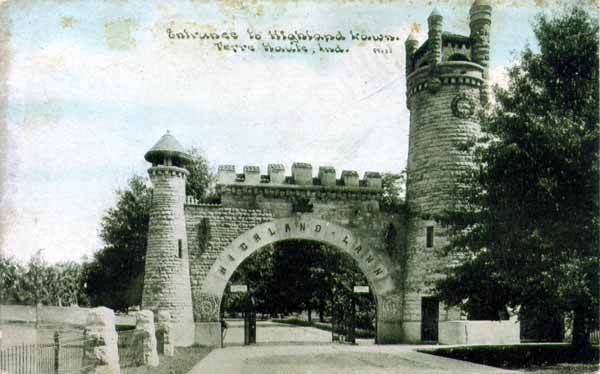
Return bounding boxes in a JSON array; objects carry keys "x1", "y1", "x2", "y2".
[{"x1": 141, "y1": 0, "x2": 492, "y2": 347}]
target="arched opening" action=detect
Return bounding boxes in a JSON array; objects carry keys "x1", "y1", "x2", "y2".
[
  {"x1": 219, "y1": 239, "x2": 378, "y2": 346},
  {"x1": 195, "y1": 217, "x2": 398, "y2": 346}
]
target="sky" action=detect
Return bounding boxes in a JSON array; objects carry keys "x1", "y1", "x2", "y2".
[{"x1": 0, "y1": 0, "x2": 594, "y2": 263}]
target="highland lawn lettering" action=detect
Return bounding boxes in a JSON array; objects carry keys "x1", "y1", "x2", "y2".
[{"x1": 210, "y1": 218, "x2": 388, "y2": 283}]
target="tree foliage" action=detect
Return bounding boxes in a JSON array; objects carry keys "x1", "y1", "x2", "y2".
[
  {"x1": 83, "y1": 175, "x2": 151, "y2": 310},
  {"x1": 0, "y1": 252, "x2": 87, "y2": 307},
  {"x1": 223, "y1": 240, "x2": 375, "y2": 328},
  {"x1": 186, "y1": 147, "x2": 219, "y2": 203},
  {"x1": 380, "y1": 171, "x2": 406, "y2": 210},
  {"x1": 435, "y1": 7, "x2": 598, "y2": 350},
  {"x1": 83, "y1": 149, "x2": 213, "y2": 311}
]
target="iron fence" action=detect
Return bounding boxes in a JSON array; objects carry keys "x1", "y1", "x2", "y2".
[
  {"x1": 0, "y1": 332, "x2": 90, "y2": 374},
  {"x1": 117, "y1": 329, "x2": 142, "y2": 368}
]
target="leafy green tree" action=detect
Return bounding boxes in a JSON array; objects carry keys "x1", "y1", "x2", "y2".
[
  {"x1": 223, "y1": 246, "x2": 275, "y2": 317},
  {"x1": 224, "y1": 240, "x2": 375, "y2": 331},
  {"x1": 186, "y1": 147, "x2": 219, "y2": 203},
  {"x1": 436, "y1": 7, "x2": 598, "y2": 351},
  {"x1": 83, "y1": 149, "x2": 213, "y2": 311},
  {"x1": 0, "y1": 256, "x2": 23, "y2": 304},
  {"x1": 83, "y1": 175, "x2": 151, "y2": 310},
  {"x1": 0, "y1": 252, "x2": 86, "y2": 314},
  {"x1": 55, "y1": 261, "x2": 88, "y2": 307},
  {"x1": 380, "y1": 171, "x2": 406, "y2": 209}
]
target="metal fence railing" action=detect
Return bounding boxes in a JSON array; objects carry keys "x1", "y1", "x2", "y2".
[
  {"x1": 117, "y1": 329, "x2": 143, "y2": 368},
  {"x1": 590, "y1": 330, "x2": 600, "y2": 345},
  {"x1": 0, "y1": 331, "x2": 90, "y2": 374}
]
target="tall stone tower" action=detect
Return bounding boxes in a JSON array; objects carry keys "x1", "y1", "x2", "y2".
[
  {"x1": 142, "y1": 131, "x2": 195, "y2": 347},
  {"x1": 402, "y1": 1, "x2": 492, "y2": 341}
]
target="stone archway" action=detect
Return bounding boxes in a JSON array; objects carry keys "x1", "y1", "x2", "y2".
[
  {"x1": 196, "y1": 216, "x2": 396, "y2": 324},
  {"x1": 194, "y1": 215, "x2": 400, "y2": 343}
]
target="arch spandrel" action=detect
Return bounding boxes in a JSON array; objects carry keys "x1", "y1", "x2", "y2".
[{"x1": 200, "y1": 216, "x2": 397, "y2": 305}]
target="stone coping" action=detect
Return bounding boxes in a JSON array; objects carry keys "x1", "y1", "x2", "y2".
[{"x1": 216, "y1": 183, "x2": 383, "y2": 193}]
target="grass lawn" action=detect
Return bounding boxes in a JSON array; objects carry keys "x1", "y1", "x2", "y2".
[
  {"x1": 524, "y1": 363, "x2": 599, "y2": 374},
  {"x1": 122, "y1": 345, "x2": 212, "y2": 374},
  {"x1": 418, "y1": 344, "x2": 599, "y2": 373}
]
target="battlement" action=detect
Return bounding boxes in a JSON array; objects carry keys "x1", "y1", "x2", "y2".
[
  {"x1": 216, "y1": 163, "x2": 383, "y2": 190},
  {"x1": 185, "y1": 196, "x2": 222, "y2": 206},
  {"x1": 405, "y1": 2, "x2": 491, "y2": 100}
]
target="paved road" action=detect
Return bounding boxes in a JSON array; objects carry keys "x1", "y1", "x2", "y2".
[
  {"x1": 223, "y1": 320, "x2": 332, "y2": 346},
  {"x1": 190, "y1": 321, "x2": 517, "y2": 374}
]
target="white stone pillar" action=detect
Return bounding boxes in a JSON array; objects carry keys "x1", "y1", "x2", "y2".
[
  {"x1": 156, "y1": 310, "x2": 175, "y2": 357},
  {"x1": 83, "y1": 307, "x2": 120, "y2": 374},
  {"x1": 134, "y1": 310, "x2": 159, "y2": 367}
]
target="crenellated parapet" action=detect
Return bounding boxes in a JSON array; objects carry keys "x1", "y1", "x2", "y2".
[
  {"x1": 405, "y1": 1, "x2": 491, "y2": 104},
  {"x1": 148, "y1": 165, "x2": 189, "y2": 178},
  {"x1": 217, "y1": 163, "x2": 383, "y2": 191},
  {"x1": 185, "y1": 196, "x2": 222, "y2": 206}
]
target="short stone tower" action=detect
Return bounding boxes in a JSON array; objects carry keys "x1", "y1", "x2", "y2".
[
  {"x1": 401, "y1": 1, "x2": 492, "y2": 341},
  {"x1": 142, "y1": 131, "x2": 195, "y2": 347}
]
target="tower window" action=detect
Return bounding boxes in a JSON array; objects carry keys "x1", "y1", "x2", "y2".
[
  {"x1": 426, "y1": 226, "x2": 434, "y2": 248},
  {"x1": 178, "y1": 239, "x2": 183, "y2": 258}
]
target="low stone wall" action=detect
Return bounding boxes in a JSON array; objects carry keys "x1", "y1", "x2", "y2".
[
  {"x1": 0, "y1": 305, "x2": 135, "y2": 327},
  {"x1": 438, "y1": 320, "x2": 520, "y2": 345},
  {"x1": 0, "y1": 305, "x2": 89, "y2": 326}
]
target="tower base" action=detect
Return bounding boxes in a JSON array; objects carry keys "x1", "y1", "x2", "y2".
[
  {"x1": 194, "y1": 322, "x2": 222, "y2": 347},
  {"x1": 172, "y1": 320, "x2": 196, "y2": 347}
]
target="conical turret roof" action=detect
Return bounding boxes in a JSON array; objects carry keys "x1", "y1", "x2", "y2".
[
  {"x1": 429, "y1": 8, "x2": 442, "y2": 18},
  {"x1": 406, "y1": 33, "x2": 418, "y2": 42},
  {"x1": 144, "y1": 131, "x2": 192, "y2": 164}
]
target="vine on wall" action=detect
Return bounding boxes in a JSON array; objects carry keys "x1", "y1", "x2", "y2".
[{"x1": 197, "y1": 217, "x2": 211, "y2": 254}]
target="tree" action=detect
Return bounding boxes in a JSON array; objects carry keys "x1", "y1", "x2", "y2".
[
  {"x1": 223, "y1": 246, "x2": 275, "y2": 317},
  {"x1": 186, "y1": 147, "x2": 219, "y2": 203},
  {"x1": 83, "y1": 175, "x2": 151, "y2": 310},
  {"x1": 436, "y1": 7, "x2": 598, "y2": 352},
  {"x1": 83, "y1": 149, "x2": 213, "y2": 311},
  {"x1": 0, "y1": 256, "x2": 24, "y2": 304},
  {"x1": 223, "y1": 240, "x2": 375, "y2": 331},
  {"x1": 380, "y1": 171, "x2": 406, "y2": 210},
  {"x1": 0, "y1": 253, "x2": 87, "y2": 312}
]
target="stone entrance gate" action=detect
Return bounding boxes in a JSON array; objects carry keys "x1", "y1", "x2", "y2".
[
  {"x1": 185, "y1": 166, "x2": 404, "y2": 346},
  {"x1": 140, "y1": 1, "x2": 492, "y2": 347}
]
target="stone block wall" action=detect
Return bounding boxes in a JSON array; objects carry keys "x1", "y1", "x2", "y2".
[
  {"x1": 185, "y1": 204, "x2": 273, "y2": 321},
  {"x1": 184, "y1": 175, "x2": 411, "y2": 344},
  {"x1": 406, "y1": 82, "x2": 482, "y2": 216},
  {"x1": 438, "y1": 320, "x2": 520, "y2": 345}
]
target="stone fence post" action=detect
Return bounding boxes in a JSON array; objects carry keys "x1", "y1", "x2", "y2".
[
  {"x1": 134, "y1": 310, "x2": 159, "y2": 367},
  {"x1": 83, "y1": 307, "x2": 120, "y2": 374},
  {"x1": 155, "y1": 310, "x2": 175, "y2": 357}
]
